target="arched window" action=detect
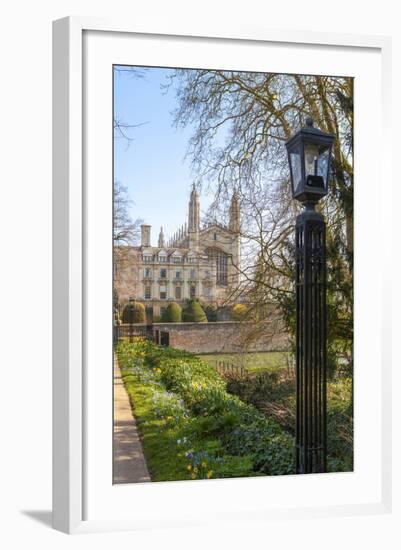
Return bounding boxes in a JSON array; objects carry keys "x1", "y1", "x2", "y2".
[{"x1": 206, "y1": 248, "x2": 228, "y2": 287}]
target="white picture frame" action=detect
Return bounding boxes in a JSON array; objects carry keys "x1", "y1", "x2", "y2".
[{"x1": 52, "y1": 16, "x2": 392, "y2": 534}]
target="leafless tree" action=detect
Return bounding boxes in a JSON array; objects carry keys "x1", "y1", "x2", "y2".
[
  {"x1": 114, "y1": 180, "x2": 142, "y2": 246},
  {"x1": 167, "y1": 70, "x2": 353, "y2": 370},
  {"x1": 113, "y1": 66, "x2": 149, "y2": 147}
]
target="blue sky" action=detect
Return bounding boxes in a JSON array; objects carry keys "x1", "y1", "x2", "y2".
[{"x1": 113, "y1": 66, "x2": 212, "y2": 246}]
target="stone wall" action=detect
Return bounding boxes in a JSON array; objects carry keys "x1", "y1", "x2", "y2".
[{"x1": 152, "y1": 320, "x2": 289, "y2": 354}]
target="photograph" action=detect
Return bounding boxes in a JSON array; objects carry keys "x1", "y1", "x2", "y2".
[
  {"x1": 1, "y1": 0, "x2": 395, "y2": 543},
  {"x1": 112, "y1": 64, "x2": 354, "y2": 484}
]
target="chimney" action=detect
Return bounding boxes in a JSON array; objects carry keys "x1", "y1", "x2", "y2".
[{"x1": 141, "y1": 224, "x2": 151, "y2": 247}]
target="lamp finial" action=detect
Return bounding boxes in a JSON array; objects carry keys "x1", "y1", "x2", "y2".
[{"x1": 305, "y1": 116, "x2": 314, "y2": 127}]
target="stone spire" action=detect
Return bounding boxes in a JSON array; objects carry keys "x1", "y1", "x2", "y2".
[
  {"x1": 158, "y1": 226, "x2": 165, "y2": 248},
  {"x1": 229, "y1": 190, "x2": 241, "y2": 287},
  {"x1": 188, "y1": 183, "x2": 200, "y2": 249},
  {"x1": 188, "y1": 183, "x2": 200, "y2": 232},
  {"x1": 229, "y1": 190, "x2": 240, "y2": 233}
]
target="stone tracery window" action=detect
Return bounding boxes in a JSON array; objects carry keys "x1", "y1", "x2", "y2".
[{"x1": 206, "y1": 247, "x2": 228, "y2": 287}]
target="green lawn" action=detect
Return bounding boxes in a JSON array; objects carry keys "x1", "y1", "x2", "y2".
[{"x1": 198, "y1": 351, "x2": 293, "y2": 373}]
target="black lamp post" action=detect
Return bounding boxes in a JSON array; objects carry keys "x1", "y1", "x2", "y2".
[{"x1": 285, "y1": 116, "x2": 334, "y2": 474}]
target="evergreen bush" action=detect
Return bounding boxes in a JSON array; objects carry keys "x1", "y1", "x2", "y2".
[
  {"x1": 161, "y1": 302, "x2": 182, "y2": 322},
  {"x1": 183, "y1": 300, "x2": 208, "y2": 323},
  {"x1": 122, "y1": 301, "x2": 146, "y2": 324}
]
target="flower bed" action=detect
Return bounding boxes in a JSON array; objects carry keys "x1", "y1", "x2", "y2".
[{"x1": 116, "y1": 339, "x2": 294, "y2": 481}]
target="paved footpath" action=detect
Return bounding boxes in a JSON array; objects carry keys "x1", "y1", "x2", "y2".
[{"x1": 113, "y1": 356, "x2": 151, "y2": 484}]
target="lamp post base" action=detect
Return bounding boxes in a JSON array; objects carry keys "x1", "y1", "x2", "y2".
[{"x1": 295, "y1": 204, "x2": 327, "y2": 474}]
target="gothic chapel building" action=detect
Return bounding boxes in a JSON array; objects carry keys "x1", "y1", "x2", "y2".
[{"x1": 114, "y1": 185, "x2": 241, "y2": 320}]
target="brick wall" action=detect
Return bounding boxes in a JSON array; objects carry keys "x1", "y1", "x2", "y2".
[{"x1": 152, "y1": 320, "x2": 289, "y2": 354}]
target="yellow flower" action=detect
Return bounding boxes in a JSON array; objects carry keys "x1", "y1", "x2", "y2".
[
  {"x1": 207, "y1": 471, "x2": 213, "y2": 479},
  {"x1": 191, "y1": 473, "x2": 197, "y2": 479},
  {"x1": 201, "y1": 462, "x2": 207, "y2": 468},
  {"x1": 193, "y1": 467, "x2": 198, "y2": 473},
  {"x1": 187, "y1": 464, "x2": 192, "y2": 471}
]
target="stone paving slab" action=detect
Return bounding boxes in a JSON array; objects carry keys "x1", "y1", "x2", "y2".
[{"x1": 113, "y1": 356, "x2": 151, "y2": 484}]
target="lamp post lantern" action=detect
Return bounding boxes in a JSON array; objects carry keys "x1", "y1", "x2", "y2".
[{"x1": 285, "y1": 117, "x2": 334, "y2": 474}]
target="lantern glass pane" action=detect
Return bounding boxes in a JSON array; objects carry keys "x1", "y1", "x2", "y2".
[
  {"x1": 290, "y1": 151, "x2": 302, "y2": 194},
  {"x1": 317, "y1": 146, "x2": 330, "y2": 186},
  {"x1": 304, "y1": 143, "x2": 320, "y2": 178}
]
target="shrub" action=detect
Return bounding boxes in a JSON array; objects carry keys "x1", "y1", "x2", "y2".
[
  {"x1": 203, "y1": 304, "x2": 217, "y2": 322},
  {"x1": 161, "y1": 302, "x2": 182, "y2": 322},
  {"x1": 231, "y1": 303, "x2": 249, "y2": 321},
  {"x1": 183, "y1": 300, "x2": 208, "y2": 323},
  {"x1": 122, "y1": 301, "x2": 146, "y2": 323}
]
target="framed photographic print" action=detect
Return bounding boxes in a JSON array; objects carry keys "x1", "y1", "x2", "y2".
[{"x1": 52, "y1": 17, "x2": 392, "y2": 534}]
